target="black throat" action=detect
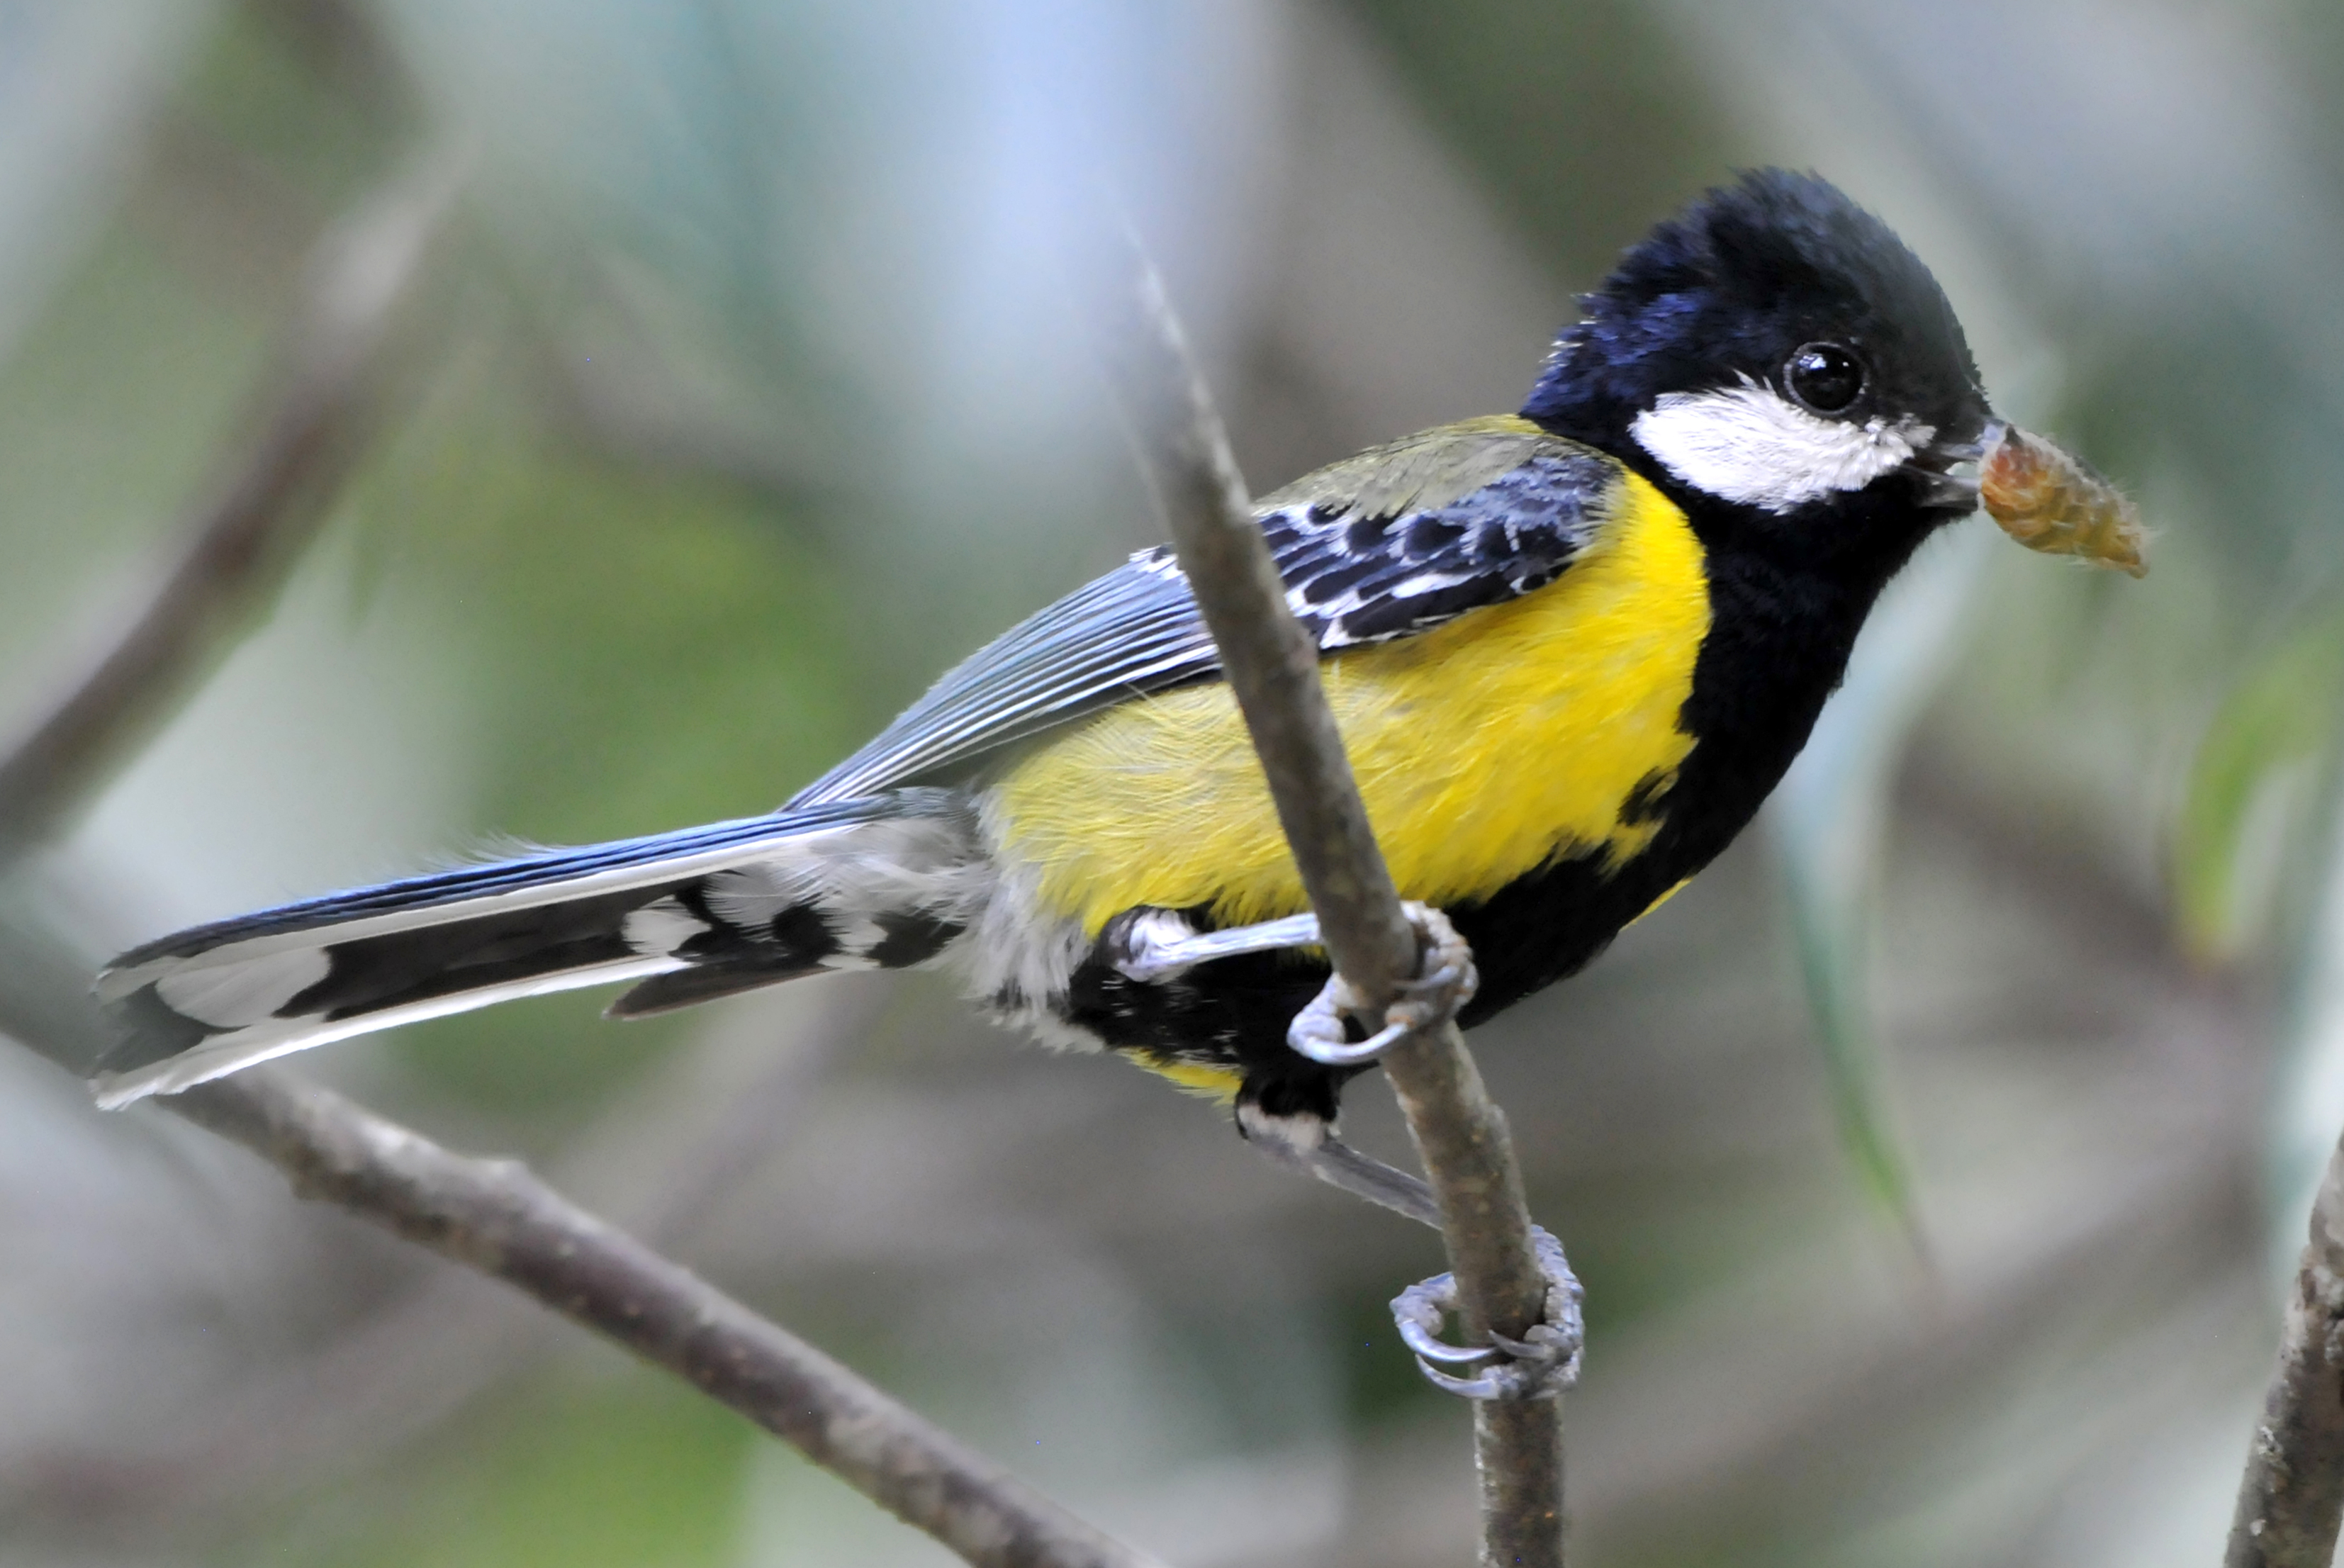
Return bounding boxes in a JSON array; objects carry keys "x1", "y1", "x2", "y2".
[
  {"x1": 1650, "y1": 486, "x2": 1898, "y2": 867},
  {"x1": 1435, "y1": 463, "x2": 1947, "y2": 1025}
]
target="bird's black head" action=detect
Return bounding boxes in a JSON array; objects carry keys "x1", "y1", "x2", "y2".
[{"x1": 1523, "y1": 170, "x2": 1990, "y2": 578}]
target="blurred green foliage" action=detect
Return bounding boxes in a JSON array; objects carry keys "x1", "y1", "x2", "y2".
[
  {"x1": 290, "y1": 1370, "x2": 754, "y2": 1568},
  {"x1": 1350, "y1": 0, "x2": 1730, "y2": 281},
  {"x1": 2175, "y1": 612, "x2": 2344, "y2": 965},
  {"x1": 186, "y1": 0, "x2": 403, "y2": 207},
  {"x1": 359, "y1": 392, "x2": 869, "y2": 1113},
  {"x1": 0, "y1": 229, "x2": 268, "y2": 683},
  {"x1": 366, "y1": 402, "x2": 863, "y2": 844}
]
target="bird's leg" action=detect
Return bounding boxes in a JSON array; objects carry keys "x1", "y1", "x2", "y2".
[
  {"x1": 1109, "y1": 909, "x2": 1325, "y2": 981},
  {"x1": 1277, "y1": 901, "x2": 1581, "y2": 1400},
  {"x1": 1111, "y1": 904, "x2": 1445, "y2": 1222},
  {"x1": 1236, "y1": 1101, "x2": 1442, "y2": 1227}
]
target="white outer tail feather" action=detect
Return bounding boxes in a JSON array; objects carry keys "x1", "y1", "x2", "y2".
[{"x1": 92, "y1": 956, "x2": 688, "y2": 1108}]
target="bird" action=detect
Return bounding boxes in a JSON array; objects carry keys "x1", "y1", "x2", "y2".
[{"x1": 93, "y1": 170, "x2": 2019, "y2": 1224}]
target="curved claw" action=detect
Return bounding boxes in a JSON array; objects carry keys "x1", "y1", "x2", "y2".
[
  {"x1": 1287, "y1": 973, "x2": 1386, "y2": 1065},
  {"x1": 1393, "y1": 1271, "x2": 1482, "y2": 1362},
  {"x1": 1395, "y1": 1274, "x2": 1498, "y2": 1365},
  {"x1": 1400, "y1": 1322, "x2": 1496, "y2": 1365},
  {"x1": 1385, "y1": 1224, "x2": 1587, "y2": 1402},
  {"x1": 1488, "y1": 1326, "x2": 1571, "y2": 1364},
  {"x1": 1396, "y1": 1312, "x2": 1491, "y2": 1368},
  {"x1": 1286, "y1": 905, "x2": 1481, "y2": 1067},
  {"x1": 1412, "y1": 1358, "x2": 1522, "y2": 1400}
]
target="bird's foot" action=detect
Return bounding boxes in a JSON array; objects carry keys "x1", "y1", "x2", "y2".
[
  {"x1": 1287, "y1": 902, "x2": 1479, "y2": 1066},
  {"x1": 1391, "y1": 1226, "x2": 1583, "y2": 1401}
]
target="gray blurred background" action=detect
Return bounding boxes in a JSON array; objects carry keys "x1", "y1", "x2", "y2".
[{"x1": 0, "y1": 1, "x2": 2332, "y2": 1563}]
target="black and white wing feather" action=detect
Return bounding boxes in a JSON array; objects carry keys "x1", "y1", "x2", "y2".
[{"x1": 799, "y1": 418, "x2": 1614, "y2": 803}]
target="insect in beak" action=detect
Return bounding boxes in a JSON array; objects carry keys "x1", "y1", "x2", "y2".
[{"x1": 1976, "y1": 420, "x2": 2148, "y2": 577}]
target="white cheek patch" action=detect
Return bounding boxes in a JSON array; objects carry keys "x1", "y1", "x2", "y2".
[{"x1": 1630, "y1": 377, "x2": 1934, "y2": 514}]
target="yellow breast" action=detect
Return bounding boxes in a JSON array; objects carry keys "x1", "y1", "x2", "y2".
[{"x1": 987, "y1": 467, "x2": 1711, "y2": 934}]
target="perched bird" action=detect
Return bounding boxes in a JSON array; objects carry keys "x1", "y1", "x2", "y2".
[{"x1": 94, "y1": 172, "x2": 2080, "y2": 1222}]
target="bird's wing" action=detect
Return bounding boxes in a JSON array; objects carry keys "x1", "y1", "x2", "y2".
[{"x1": 795, "y1": 416, "x2": 1617, "y2": 804}]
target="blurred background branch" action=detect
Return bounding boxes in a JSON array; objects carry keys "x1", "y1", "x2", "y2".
[
  {"x1": 0, "y1": 911, "x2": 875, "y2": 1525},
  {"x1": 162, "y1": 1065, "x2": 1168, "y2": 1568},
  {"x1": 0, "y1": 953, "x2": 1159, "y2": 1568},
  {"x1": 0, "y1": 142, "x2": 463, "y2": 867}
]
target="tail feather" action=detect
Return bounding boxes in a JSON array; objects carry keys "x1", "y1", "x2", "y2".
[
  {"x1": 604, "y1": 958, "x2": 817, "y2": 1018},
  {"x1": 94, "y1": 790, "x2": 984, "y2": 1107}
]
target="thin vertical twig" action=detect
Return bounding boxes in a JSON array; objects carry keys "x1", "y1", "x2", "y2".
[
  {"x1": 1094, "y1": 231, "x2": 1565, "y2": 1567},
  {"x1": 2227, "y1": 1126, "x2": 2344, "y2": 1567}
]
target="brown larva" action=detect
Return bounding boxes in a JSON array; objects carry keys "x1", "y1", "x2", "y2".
[{"x1": 1978, "y1": 421, "x2": 2147, "y2": 577}]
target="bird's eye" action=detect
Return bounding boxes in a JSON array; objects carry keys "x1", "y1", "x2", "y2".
[{"x1": 1783, "y1": 342, "x2": 1866, "y2": 414}]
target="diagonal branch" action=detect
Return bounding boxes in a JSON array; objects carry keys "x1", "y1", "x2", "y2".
[
  {"x1": 5, "y1": 970, "x2": 877, "y2": 1525},
  {"x1": 2226, "y1": 1126, "x2": 2344, "y2": 1567},
  {"x1": 0, "y1": 894, "x2": 1160, "y2": 1568},
  {"x1": 1094, "y1": 231, "x2": 1565, "y2": 1567},
  {"x1": 164, "y1": 1067, "x2": 1165, "y2": 1568},
  {"x1": 0, "y1": 147, "x2": 467, "y2": 869}
]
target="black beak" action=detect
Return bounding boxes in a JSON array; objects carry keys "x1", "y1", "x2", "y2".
[{"x1": 1907, "y1": 417, "x2": 2001, "y2": 513}]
